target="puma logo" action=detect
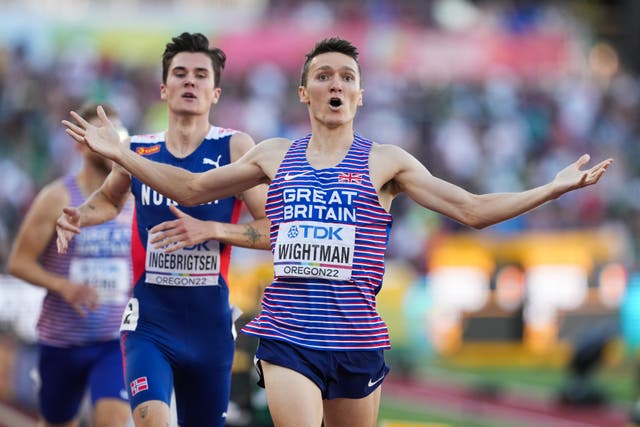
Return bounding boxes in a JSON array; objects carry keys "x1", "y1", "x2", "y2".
[{"x1": 203, "y1": 155, "x2": 223, "y2": 168}]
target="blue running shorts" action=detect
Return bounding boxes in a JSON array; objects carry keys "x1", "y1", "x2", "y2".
[
  {"x1": 122, "y1": 330, "x2": 233, "y2": 427},
  {"x1": 254, "y1": 338, "x2": 390, "y2": 399},
  {"x1": 38, "y1": 339, "x2": 127, "y2": 423}
]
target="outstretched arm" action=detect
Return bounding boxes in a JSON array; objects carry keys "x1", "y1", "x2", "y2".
[
  {"x1": 380, "y1": 145, "x2": 613, "y2": 229},
  {"x1": 148, "y1": 205, "x2": 271, "y2": 252},
  {"x1": 56, "y1": 165, "x2": 131, "y2": 254},
  {"x1": 63, "y1": 106, "x2": 268, "y2": 206}
]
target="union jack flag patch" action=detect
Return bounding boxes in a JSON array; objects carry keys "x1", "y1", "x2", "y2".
[
  {"x1": 338, "y1": 172, "x2": 363, "y2": 183},
  {"x1": 130, "y1": 376, "x2": 149, "y2": 396}
]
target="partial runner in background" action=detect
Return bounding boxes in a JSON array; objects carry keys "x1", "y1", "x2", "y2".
[{"x1": 8, "y1": 102, "x2": 132, "y2": 427}]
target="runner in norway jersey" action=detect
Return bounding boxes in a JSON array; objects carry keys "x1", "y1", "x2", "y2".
[
  {"x1": 122, "y1": 127, "x2": 241, "y2": 424},
  {"x1": 57, "y1": 33, "x2": 270, "y2": 427},
  {"x1": 242, "y1": 134, "x2": 393, "y2": 351}
]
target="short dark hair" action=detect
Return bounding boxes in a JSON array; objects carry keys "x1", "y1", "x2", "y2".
[
  {"x1": 300, "y1": 37, "x2": 361, "y2": 87},
  {"x1": 161, "y1": 32, "x2": 226, "y2": 87},
  {"x1": 76, "y1": 102, "x2": 118, "y2": 122}
]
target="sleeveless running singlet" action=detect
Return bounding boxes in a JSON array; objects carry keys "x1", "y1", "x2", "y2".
[
  {"x1": 243, "y1": 133, "x2": 393, "y2": 350},
  {"x1": 38, "y1": 175, "x2": 133, "y2": 347}
]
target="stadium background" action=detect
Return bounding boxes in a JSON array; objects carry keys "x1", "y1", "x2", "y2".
[{"x1": 0, "y1": 0, "x2": 639, "y2": 426}]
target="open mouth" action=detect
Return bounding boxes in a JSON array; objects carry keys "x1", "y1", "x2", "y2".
[
  {"x1": 182, "y1": 92, "x2": 197, "y2": 99},
  {"x1": 329, "y1": 98, "x2": 342, "y2": 108}
]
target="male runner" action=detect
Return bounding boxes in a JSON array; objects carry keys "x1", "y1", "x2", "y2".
[
  {"x1": 57, "y1": 33, "x2": 269, "y2": 427},
  {"x1": 8, "y1": 103, "x2": 132, "y2": 427}
]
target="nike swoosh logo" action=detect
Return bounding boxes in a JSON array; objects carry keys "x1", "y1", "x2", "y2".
[
  {"x1": 367, "y1": 375, "x2": 385, "y2": 387},
  {"x1": 284, "y1": 170, "x2": 312, "y2": 181}
]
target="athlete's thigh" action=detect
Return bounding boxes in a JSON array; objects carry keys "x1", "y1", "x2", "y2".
[
  {"x1": 121, "y1": 332, "x2": 173, "y2": 424},
  {"x1": 38, "y1": 344, "x2": 90, "y2": 425},
  {"x1": 322, "y1": 387, "x2": 381, "y2": 427},
  {"x1": 173, "y1": 361, "x2": 232, "y2": 427},
  {"x1": 172, "y1": 329, "x2": 234, "y2": 427},
  {"x1": 88, "y1": 340, "x2": 131, "y2": 426},
  {"x1": 261, "y1": 361, "x2": 323, "y2": 427}
]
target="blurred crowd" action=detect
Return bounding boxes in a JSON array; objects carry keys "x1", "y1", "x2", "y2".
[{"x1": 0, "y1": 0, "x2": 638, "y2": 272}]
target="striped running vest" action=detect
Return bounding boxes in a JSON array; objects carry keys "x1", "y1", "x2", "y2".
[
  {"x1": 242, "y1": 134, "x2": 393, "y2": 350},
  {"x1": 38, "y1": 175, "x2": 133, "y2": 347}
]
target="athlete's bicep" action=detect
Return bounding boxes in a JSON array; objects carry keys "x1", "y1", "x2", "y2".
[
  {"x1": 241, "y1": 184, "x2": 268, "y2": 219},
  {"x1": 229, "y1": 131, "x2": 257, "y2": 163},
  {"x1": 9, "y1": 183, "x2": 67, "y2": 269},
  {"x1": 392, "y1": 149, "x2": 475, "y2": 222},
  {"x1": 101, "y1": 166, "x2": 132, "y2": 205},
  {"x1": 230, "y1": 131, "x2": 268, "y2": 218}
]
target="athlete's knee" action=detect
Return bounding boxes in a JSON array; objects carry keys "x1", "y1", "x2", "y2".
[
  {"x1": 132, "y1": 400, "x2": 171, "y2": 427},
  {"x1": 93, "y1": 398, "x2": 131, "y2": 427}
]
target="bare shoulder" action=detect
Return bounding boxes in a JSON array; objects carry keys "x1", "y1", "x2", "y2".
[
  {"x1": 26, "y1": 178, "x2": 70, "y2": 221},
  {"x1": 254, "y1": 137, "x2": 292, "y2": 156},
  {"x1": 370, "y1": 142, "x2": 408, "y2": 158},
  {"x1": 38, "y1": 179, "x2": 70, "y2": 206},
  {"x1": 370, "y1": 142, "x2": 411, "y2": 176},
  {"x1": 230, "y1": 131, "x2": 257, "y2": 161},
  {"x1": 251, "y1": 137, "x2": 293, "y2": 180}
]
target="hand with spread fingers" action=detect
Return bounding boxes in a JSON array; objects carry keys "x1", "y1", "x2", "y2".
[{"x1": 62, "y1": 105, "x2": 123, "y2": 161}]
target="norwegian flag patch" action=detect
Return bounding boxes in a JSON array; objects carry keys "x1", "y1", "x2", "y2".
[
  {"x1": 130, "y1": 376, "x2": 149, "y2": 396},
  {"x1": 338, "y1": 172, "x2": 363, "y2": 183}
]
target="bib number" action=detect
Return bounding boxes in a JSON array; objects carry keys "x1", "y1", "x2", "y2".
[{"x1": 120, "y1": 298, "x2": 139, "y2": 332}]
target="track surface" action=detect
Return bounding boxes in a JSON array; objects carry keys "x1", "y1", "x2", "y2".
[
  {"x1": 0, "y1": 378, "x2": 630, "y2": 427},
  {"x1": 383, "y1": 376, "x2": 629, "y2": 427}
]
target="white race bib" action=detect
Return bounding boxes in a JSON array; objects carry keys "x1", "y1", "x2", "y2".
[
  {"x1": 69, "y1": 258, "x2": 130, "y2": 304},
  {"x1": 273, "y1": 220, "x2": 355, "y2": 281},
  {"x1": 145, "y1": 235, "x2": 220, "y2": 287},
  {"x1": 120, "y1": 297, "x2": 139, "y2": 332}
]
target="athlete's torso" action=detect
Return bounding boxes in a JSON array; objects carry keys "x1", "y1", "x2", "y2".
[
  {"x1": 242, "y1": 133, "x2": 393, "y2": 350},
  {"x1": 38, "y1": 175, "x2": 133, "y2": 347},
  {"x1": 126, "y1": 127, "x2": 242, "y2": 341}
]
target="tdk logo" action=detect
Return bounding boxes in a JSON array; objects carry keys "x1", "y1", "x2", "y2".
[
  {"x1": 183, "y1": 242, "x2": 212, "y2": 251},
  {"x1": 290, "y1": 224, "x2": 343, "y2": 240}
]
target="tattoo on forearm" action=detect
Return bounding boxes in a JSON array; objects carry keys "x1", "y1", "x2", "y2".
[
  {"x1": 244, "y1": 225, "x2": 263, "y2": 246},
  {"x1": 87, "y1": 203, "x2": 96, "y2": 211}
]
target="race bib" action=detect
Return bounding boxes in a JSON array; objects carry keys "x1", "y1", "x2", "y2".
[
  {"x1": 69, "y1": 258, "x2": 130, "y2": 304},
  {"x1": 145, "y1": 236, "x2": 220, "y2": 287},
  {"x1": 120, "y1": 297, "x2": 139, "y2": 332},
  {"x1": 274, "y1": 220, "x2": 355, "y2": 281}
]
